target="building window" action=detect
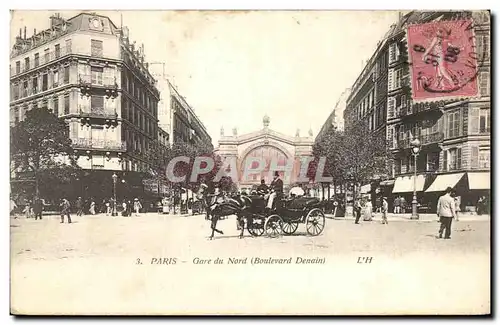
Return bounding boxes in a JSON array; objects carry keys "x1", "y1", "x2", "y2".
[
  {"x1": 44, "y1": 48, "x2": 49, "y2": 63},
  {"x1": 24, "y1": 57, "x2": 30, "y2": 71},
  {"x1": 479, "y1": 149, "x2": 490, "y2": 169},
  {"x1": 479, "y1": 71, "x2": 489, "y2": 96},
  {"x1": 53, "y1": 97, "x2": 59, "y2": 116},
  {"x1": 447, "y1": 111, "x2": 460, "y2": 138},
  {"x1": 65, "y1": 39, "x2": 72, "y2": 53},
  {"x1": 64, "y1": 95, "x2": 70, "y2": 115},
  {"x1": 12, "y1": 83, "x2": 19, "y2": 100},
  {"x1": 394, "y1": 68, "x2": 403, "y2": 89},
  {"x1": 55, "y1": 44, "x2": 61, "y2": 58},
  {"x1": 91, "y1": 95, "x2": 105, "y2": 110},
  {"x1": 63, "y1": 66, "x2": 70, "y2": 84},
  {"x1": 15, "y1": 61, "x2": 20, "y2": 74},
  {"x1": 32, "y1": 76, "x2": 38, "y2": 94},
  {"x1": 91, "y1": 39, "x2": 103, "y2": 57},
  {"x1": 42, "y1": 73, "x2": 48, "y2": 91},
  {"x1": 22, "y1": 80, "x2": 28, "y2": 97},
  {"x1": 426, "y1": 152, "x2": 439, "y2": 172},
  {"x1": 53, "y1": 70, "x2": 59, "y2": 87},
  {"x1": 14, "y1": 108, "x2": 19, "y2": 124},
  {"x1": 91, "y1": 67, "x2": 103, "y2": 85},
  {"x1": 479, "y1": 108, "x2": 490, "y2": 133},
  {"x1": 478, "y1": 35, "x2": 490, "y2": 61},
  {"x1": 446, "y1": 148, "x2": 462, "y2": 171},
  {"x1": 34, "y1": 53, "x2": 39, "y2": 67}
]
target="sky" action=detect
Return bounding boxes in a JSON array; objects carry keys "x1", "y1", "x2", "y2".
[{"x1": 10, "y1": 10, "x2": 401, "y2": 146}]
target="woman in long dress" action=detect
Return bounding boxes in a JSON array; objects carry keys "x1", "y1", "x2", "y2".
[
  {"x1": 89, "y1": 200, "x2": 96, "y2": 215},
  {"x1": 363, "y1": 200, "x2": 373, "y2": 221}
]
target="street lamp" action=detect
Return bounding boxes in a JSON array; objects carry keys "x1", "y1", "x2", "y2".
[
  {"x1": 112, "y1": 173, "x2": 118, "y2": 217},
  {"x1": 410, "y1": 138, "x2": 421, "y2": 220}
]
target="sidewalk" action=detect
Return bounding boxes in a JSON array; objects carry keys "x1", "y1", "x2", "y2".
[{"x1": 326, "y1": 212, "x2": 490, "y2": 222}]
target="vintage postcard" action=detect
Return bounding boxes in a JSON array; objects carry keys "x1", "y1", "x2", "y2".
[{"x1": 9, "y1": 10, "x2": 491, "y2": 315}]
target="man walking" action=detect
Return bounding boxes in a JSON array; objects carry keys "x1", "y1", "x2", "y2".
[
  {"x1": 76, "y1": 197, "x2": 83, "y2": 217},
  {"x1": 354, "y1": 198, "x2": 362, "y2": 224},
  {"x1": 381, "y1": 197, "x2": 389, "y2": 224},
  {"x1": 33, "y1": 197, "x2": 43, "y2": 220},
  {"x1": 60, "y1": 198, "x2": 72, "y2": 224},
  {"x1": 437, "y1": 187, "x2": 457, "y2": 239}
]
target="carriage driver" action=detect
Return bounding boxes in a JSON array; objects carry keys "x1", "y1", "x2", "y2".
[
  {"x1": 266, "y1": 171, "x2": 284, "y2": 210},
  {"x1": 257, "y1": 179, "x2": 269, "y2": 195}
]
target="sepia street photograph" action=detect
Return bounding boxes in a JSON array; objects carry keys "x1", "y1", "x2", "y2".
[{"x1": 8, "y1": 9, "x2": 491, "y2": 315}]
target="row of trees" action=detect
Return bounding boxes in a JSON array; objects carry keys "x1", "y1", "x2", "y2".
[
  {"x1": 10, "y1": 107, "x2": 234, "y2": 203},
  {"x1": 312, "y1": 119, "x2": 390, "y2": 199}
]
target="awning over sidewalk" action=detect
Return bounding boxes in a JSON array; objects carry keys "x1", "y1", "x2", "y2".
[
  {"x1": 360, "y1": 184, "x2": 371, "y2": 194},
  {"x1": 392, "y1": 175, "x2": 426, "y2": 193},
  {"x1": 467, "y1": 172, "x2": 490, "y2": 190},
  {"x1": 425, "y1": 173, "x2": 465, "y2": 193}
]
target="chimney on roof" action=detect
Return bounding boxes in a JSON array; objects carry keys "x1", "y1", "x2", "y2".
[
  {"x1": 23, "y1": 27, "x2": 26, "y2": 39},
  {"x1": 19, "y1": 28, "x2": 22, "y2": 38}
]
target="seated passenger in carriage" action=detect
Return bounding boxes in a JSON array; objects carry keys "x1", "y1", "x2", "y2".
[
  {"x1": 257, "y1": 179, "x2": 269, "y2": 196},
  {"x1": 266, "y1": 171, "x2": 284, "y2": 211}
]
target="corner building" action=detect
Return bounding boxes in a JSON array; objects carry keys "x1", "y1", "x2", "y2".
[{"x1": 10, "y1": 12, "x2": 161, "y2": 199}]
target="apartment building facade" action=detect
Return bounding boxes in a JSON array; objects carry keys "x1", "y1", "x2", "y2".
[
  {"x1": 10, "y1": 12, "x2": 162, "y2": 199},
  {"x1": 342, "y1": 10, "x2": 490, "y2": 212}
]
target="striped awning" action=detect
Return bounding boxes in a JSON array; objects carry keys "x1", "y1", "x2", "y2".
[{"x1": 425, "y1": 173, "x2": 465, "y2": 193}]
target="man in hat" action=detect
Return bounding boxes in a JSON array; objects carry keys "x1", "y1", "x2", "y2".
[
  {"x1": 257, "y1": 179, "x2": 269, "y2": 195},
  {"x1": 266, "y1": 171, "x2": 283, "y2": 210},
  {"x1": 60, "y1": 198, "x2": 72, "y2": 224},
  {"x1": 381, "y1": 197, "x2": 389, "y2": 224},
  {"x1": 133, "y1": 198, "x2": 142, "y2": 217},
  {"x1": 437, "y1": 187, "x2": 457, "y2": 239}
]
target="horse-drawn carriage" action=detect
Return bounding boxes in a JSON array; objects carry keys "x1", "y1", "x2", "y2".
[{"x1": 206, "y1": 192, "x2": 326, "y2": 239}]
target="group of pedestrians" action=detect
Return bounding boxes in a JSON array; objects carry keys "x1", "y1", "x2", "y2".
[{"x1": 354, "y1": 197, "x2": 389, "y2": 225}]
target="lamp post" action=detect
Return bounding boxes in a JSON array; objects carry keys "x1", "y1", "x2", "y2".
[
  {"x1": 112, "y1": 173, "x2": 118, "y2": 217},
  {"x1": 410, "y1": 138, "x2": 421, "y2": 220}
]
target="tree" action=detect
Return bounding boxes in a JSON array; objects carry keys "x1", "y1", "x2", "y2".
[
  {"x1": 341, "y1": 120, "x2": 390, "y2": 199},
  {"x1": 10, "y1": 107, "x2": 78, "y2": 198}
]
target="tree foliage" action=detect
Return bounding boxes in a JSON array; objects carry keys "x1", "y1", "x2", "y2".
[
  {"x1": 10, "y1": 107, "x2": 78, "y2": 197},
  {"x1": 312, "y1": 120, "x2": 390, "y2": 197}
]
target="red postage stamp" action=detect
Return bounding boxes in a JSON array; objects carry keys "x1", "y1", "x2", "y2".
[{"x1": 407, "y1": 19, "x2": 481, "y2": 102}]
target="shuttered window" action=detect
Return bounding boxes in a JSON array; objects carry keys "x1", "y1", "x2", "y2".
[
  {"x1": 387, "y1": 97, "x2": 395, "y2": 119},
  {"x1": 470, "y1": 146, "x2": 479, "y2": 169},
  {"x1": 388, "y1": 68, "x2": 394, "y2": 91},
  {"x1": 469, "y1": 107, "x2": 480, "y2": 134},
  {"x1": 443, "y1": 150, "x2": 448, "y2": 171}
]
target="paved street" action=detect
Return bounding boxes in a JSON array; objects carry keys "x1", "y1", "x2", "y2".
[{"x1": 11, "y1": 213, "x2": 490, "y2": 315}]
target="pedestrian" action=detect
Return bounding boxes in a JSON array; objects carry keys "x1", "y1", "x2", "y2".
[
  {"x1": 133, "y1": 198, "x2": 142, "y2": 216},
  {"x1": 89, "y1": 200, "x2": 96, "y2": 215},
  {"x1": 121, "y1": 200, "x2": 128, "y2": 217},
  {"x1": 437, "y1": 187, "x2": 457, "y2": 239},
  {"x1": 354, "y1": 198, "x2": 362, "y2": 224},
  {"x1": 453, "y1": 193, "x2": 461, "y2": 222},
  {"x1": 10, "y1": 198, "x2": 18, "y2": 218},
  {"x1": 60, "y1": 198, "x2": 72, "y2": 224},
  {"x1": 393, "y1": 196, "x2": 401, "y2": 214},
  {"x1": 23, "y1": 201, "x2": 32, "y2": 219},
  {"x1": 105, "y1": 200, "x2": 111, "y2": 216},
  {"x1": 127, "y1": 199, "x2": 132, "y2": 216},
  {"x1": 33, "y1": 197, "x2": 43, "y2": 220},
  {"x1": 381, "y1": 197, "x2": 389, "y2": 224},
  {"x1": 363, "y1": 199, "x2": 373, "y2": 221},
  {"x1": 76, "y1": 197, "x2": 83, "y2": 217}
]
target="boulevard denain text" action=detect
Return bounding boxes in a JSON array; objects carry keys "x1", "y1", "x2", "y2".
[{"x1": 192, "y1": 257, "x2": 326, "y2": 265}]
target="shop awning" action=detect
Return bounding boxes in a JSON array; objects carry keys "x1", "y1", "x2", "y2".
[
  {"x1": 392, "y1": 175, "x2": 426, "y2": 193},
  {"x1": 360, "y1": 184, "x2": 371, "y2": 194},
  {"x1": 467, "y1": 172, "x2": 490, "y2": 190},
  {"x1": 425, "y1": 173, "x2": 465, "y2": 193}
]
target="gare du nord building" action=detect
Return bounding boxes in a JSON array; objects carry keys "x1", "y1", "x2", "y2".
[{"x1": 214, "y1": 115, "x2": 314, "y2": 195}]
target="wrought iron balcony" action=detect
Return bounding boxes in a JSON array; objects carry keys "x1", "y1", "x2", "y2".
[
  {"x1": 71, "y1": 138, "x2": 127, "y2": 152},
  {"x1": 10, "y1": 46, "x2": 72, "y2": 77},
  {"x1": 79, "y1": 106, "x2": 118, "y2": 119},
  {"x1": 394, "y1": 132, "x2": 444, "y2": 150}
]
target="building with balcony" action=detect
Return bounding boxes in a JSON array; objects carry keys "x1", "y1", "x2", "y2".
[
  {"x1": 342, "y1": 10, "x2": 490, "y2": 212},
  {"x1": 316, "y1": 88, "x2": 351, "y2": 140},
  {"x1": 10, "y1": 12, "x2": 161, "y2": 199},
  {"x1": 147, "y1": 63, "x2": 213, "y2": 151}
]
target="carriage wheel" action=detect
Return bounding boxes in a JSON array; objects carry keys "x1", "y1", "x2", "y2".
[
  {"x1": 281, "y1": 221, "x2": 299, "y2": 235},
  {"x1": 247, "y1": 218, "x2": 265, "y2": 237},
  {"x1": 264, "y1": 214, "x2": 283, "y2": 238},
  {"x1": 305, "y1": 208, "x2": 326, "y2": 236}
]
